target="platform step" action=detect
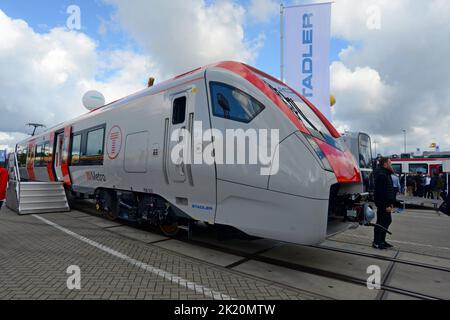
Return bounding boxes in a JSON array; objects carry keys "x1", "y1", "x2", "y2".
[{"x1": 13, "y1": 181, "x2": 70, "y2": 215}]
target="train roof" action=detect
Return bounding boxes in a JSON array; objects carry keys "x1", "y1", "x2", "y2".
[{"x1": 16, "y1": 61, "x2": 339, "y2": 146}]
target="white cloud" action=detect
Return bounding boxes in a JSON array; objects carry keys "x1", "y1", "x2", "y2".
[
  {"x1": 248, "y1": 0, "x2": 279, "y2": 24},
  {"x1": 0, "y1": 132, "x2": 28, "y2": 152},
  {"x1": 326, "y1": 0, "x2": 450, "y2": 155},
  {"x1": 104, "y1": 0, "x2": 263, "y2": 76},
  {"x1": 0, "y1": 9, "x2": 154, "y2": 140}
]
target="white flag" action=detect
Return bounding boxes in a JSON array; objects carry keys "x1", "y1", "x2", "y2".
[{"x1": 284, "y1": 3, "x2": 332, "y2": 120}]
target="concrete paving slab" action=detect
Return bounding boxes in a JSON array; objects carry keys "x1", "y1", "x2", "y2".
[
  {"x1": 398, "y1": 252, "x2": 450, "y2": 270},
  {"x1": 78, "y1": 215, "x2": 121, "y2": 228},
  {"x1": 382, "y1": 292, "x2": 420, "y2": 300},
  {"x1": 261, "y1": 244, "x2": 391, "y2": 281},
  {"x1": 64, "y1": 211, "x2": 91, "y2": 219},
  {"x1": 233, "y1": 260, "x2": 378, "y2": 300},
  {"x1": 107, "y1": 226, "x2": 169, "y2": 244},
  {"x1": 191, "y1": 233, "x2": 281, "y2": 254},
  {"x1": 386, "y1": 264, "x2": 450, "y2": 299},
  {"x1": 320, "y1": 240, "x2": 398, "y2": 258},
  {"x1": 154, "y1": 239, "x2": 244, "y2": 267}
]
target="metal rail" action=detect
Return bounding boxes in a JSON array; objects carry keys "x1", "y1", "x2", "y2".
[{"x1": 311, "y1": 244, "x2": 450, "y2": 273}]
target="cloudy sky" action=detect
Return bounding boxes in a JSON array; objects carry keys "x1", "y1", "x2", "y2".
[{"x1": 0, "y1": 0, "x2": 449, "y2": 156}]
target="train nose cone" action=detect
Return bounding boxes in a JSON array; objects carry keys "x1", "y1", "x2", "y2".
[{"x1": 268, "y1": 133, "x2": 335, "y2": 199}]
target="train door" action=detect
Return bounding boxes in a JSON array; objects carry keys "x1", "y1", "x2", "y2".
[
  {"x1": 167, "y1": 94, "x2": 189, "y2": 183},
  {"x1": 54, "y1": 132, "x2": 64, "y2": 181},
  {"x1": 54, "y1": 126, "x2": 72, "y2": 186},
  {"x1": 205, "y1": 70, "x2": 269, "y2": 189},
  {"x1": 430, "y1": 164, "x2": 442, "y2": 176},
  {"x1": 165, "y1": 88, "x2": 217, "y2": 223},
  {"x1": 26, "y1": 141, "x2": 36, "y2": 181}
]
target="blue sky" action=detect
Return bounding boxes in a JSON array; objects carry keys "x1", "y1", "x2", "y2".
[{"x1": 0, "y1": 0, "x2": 348, "y2": 80}]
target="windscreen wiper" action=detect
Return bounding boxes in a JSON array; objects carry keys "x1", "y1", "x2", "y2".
[{"x1": 267, "y1": 83, "x2": 324, "y2": 137}]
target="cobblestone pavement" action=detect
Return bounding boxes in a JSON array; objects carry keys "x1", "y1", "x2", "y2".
[{"x1": 0, "y1": 207, "x2": 321, "y2": 300}]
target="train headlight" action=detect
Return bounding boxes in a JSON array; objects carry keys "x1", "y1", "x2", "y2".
[{"x1": 304, "y1": 134, "x2": 334, "y2": 172}]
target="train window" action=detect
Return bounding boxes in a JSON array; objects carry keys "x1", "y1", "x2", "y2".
[
  {"x1": 34, "y1": 143, "x2": 50, "y2": 167},
  {"x1": 83, "y1": 128, "x2": 105, "y2": 165},
  {"x1": 17, "y1": 146, "x2": 27, "y2": 167},
  {"x1": 409, "y1": 164, "x2": 428, "y2": 174},
  {"x1": 42, "y1": 143, "x2": 50, "y2": 164},
  {"x1": 172, "y1": 97, "x2": 187, "y2": 125},
  {"x1": 358, "y1": 134, "x2": 372, "y2": 169},
  {"x1": 392, "y1": 164, "x2": 402, "y2": 174},
  {"x1": 34, "y1": 145, "x2": 41, "y2": 167},
  {"x1": 210, "y1": 82, "x2": 265, "y2": 123},
  {"x1": 70, "y1": 134, "x2": 82, "y2": 166},
  {"x1": 292, "y1": 99, "x2": 331, "y2": 136}
]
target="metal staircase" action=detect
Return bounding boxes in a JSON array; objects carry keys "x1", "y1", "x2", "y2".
[{"x1": 6, "y1": 153, "x2": 70, "y2": 215}]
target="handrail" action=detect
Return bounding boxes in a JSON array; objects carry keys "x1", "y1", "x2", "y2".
[{"x1": 13, "y1": 152, "x2": 21, "y2": 203}]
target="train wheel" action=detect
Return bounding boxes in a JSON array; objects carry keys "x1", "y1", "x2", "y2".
[
  {"x1": 104, "y1": 209, "x2": 119, "y2": 221},
  {"x1": 159, "y1": 223, "x2": 179, "y2": 237}
]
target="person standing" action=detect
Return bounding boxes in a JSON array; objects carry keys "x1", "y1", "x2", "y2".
[
  {"x1": 373, "y1": 157, "x2": 396, "y2": 250},
  {"x1": 437, "y1": 173, "x2": 446, "y2": 200},
  {"x1": 424, "y1": 175, "x2": 432, "y2": 198},
  {"x1": 391, "y1": 173, "x2": 401, "y2": 202},
  {"x1": 0, "y1": 164, "x2": 8, "y2": 211}
]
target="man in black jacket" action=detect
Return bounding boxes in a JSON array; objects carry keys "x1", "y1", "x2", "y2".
[{"x1": 373, "y1": 157, "x2": 396, "y2": 250}]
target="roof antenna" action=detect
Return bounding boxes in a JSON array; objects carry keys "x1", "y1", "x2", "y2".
[
  {"x1": 148, "y1": 77, "x2": 155, "y2": 88},
  {"x1": 26, "y1": 123, "x2": 46, "y2": 137}
]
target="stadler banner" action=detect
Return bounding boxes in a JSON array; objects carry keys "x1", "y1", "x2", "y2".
[{"x1": 284, "y1": 3, "x2": 332, "y2": 120}]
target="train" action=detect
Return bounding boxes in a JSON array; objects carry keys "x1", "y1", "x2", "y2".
[
  {"x1": 13, "y1": 61, "x2": 371, "y2": 245},
  {"x1": 341, "y1": 132, "x2": 374, "y2": 194},
  {"x1": 391, "y1": 158, "x2": 446, "y2": 176}
]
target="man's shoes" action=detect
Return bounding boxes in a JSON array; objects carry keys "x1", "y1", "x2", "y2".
[
  {"x1": 372, "y1": 243, "x2": 386, "y2": 250},
  {"x1": 383, "y1": 242, "x2": 394, "y2": 248}
]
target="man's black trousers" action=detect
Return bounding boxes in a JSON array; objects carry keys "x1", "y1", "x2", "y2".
[{"x1": 374, "y1": 207, "x2": 392, "y2": 245}]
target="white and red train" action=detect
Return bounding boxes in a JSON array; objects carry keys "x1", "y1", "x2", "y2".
[
  {"x1": 14, "y1": 61, "x2": 367, "y2": 245},
  {"x1": 391, "y1": 158, "x2": 446, "y2": 176}
]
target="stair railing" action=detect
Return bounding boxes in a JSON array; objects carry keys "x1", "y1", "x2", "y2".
[{"x1": 13, "y1": 152, "x2": 21, "y2": 203}]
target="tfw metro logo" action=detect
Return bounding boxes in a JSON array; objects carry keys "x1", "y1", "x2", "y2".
[{"x1": 85, "y1": 171, "x2": 106, "y2": 182}]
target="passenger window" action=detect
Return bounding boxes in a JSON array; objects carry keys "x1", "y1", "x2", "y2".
[
  {"x1": 43, "y1": 143, "x2": 50, "y2": 164},
  {"x1": 172, "y1": 97, "x2": 187, "y2": 125},
  {"x1": 210, "y1": 82, "x2": 265, "y2": 123},
  {"x1": 71, "y1": 134, "x2": 82, "y2": 166},
  {"x1": 34, "y1": 145, "x2": 42, "y2": 167},
  {"x1": 86, "y1": 129, "x2": 105, "y2": 156},
  {"x1": 17, "y1": 147, "x2": 27, "y2": 168}
]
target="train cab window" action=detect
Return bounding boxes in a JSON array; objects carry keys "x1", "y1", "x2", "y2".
[
  {"x1": 83, "y1": 128, "x2": 105, "y2": 165},
  {"x1": 358, "y1": 134, "x2": 372, "y2": 169},
  {"x1": 172, "y1": 97, "x2": 187, "y2": 125},
  {"x1": 210, "y1": 82, "x2": 265, "y2": 123},
  {"x1": 70, "y1": 134, "x2": 82, "y2": 166}
]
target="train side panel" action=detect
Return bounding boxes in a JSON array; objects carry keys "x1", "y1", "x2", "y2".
[{"x1": 69, "y1": 74, "x2": 218, "y2": 223}]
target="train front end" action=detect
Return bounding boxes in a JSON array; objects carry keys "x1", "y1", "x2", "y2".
[{"x1": 253, "y1": 70, "x2": 374, "y2": 240}]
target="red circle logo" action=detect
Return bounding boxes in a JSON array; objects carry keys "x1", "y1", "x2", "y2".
[{"x1": 106, "y1": 125, "x2": 123, "y2": 160}]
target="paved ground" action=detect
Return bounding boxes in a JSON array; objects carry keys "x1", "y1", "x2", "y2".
[
  {"x1": 0, "y1": 207, "x2": 319, "y2": 300},
  {"x1": 1, "y1": 205, "x2": 449, "y2": 300}
]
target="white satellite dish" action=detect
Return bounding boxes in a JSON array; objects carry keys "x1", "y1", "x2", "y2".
[{"x1": 83, "y1": 90, "x2": 105, "y2": 111}]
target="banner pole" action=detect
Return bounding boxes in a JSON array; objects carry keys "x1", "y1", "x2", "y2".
[{"x1": 280, "y1": 3, "x2": 284, "y2": 82}]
